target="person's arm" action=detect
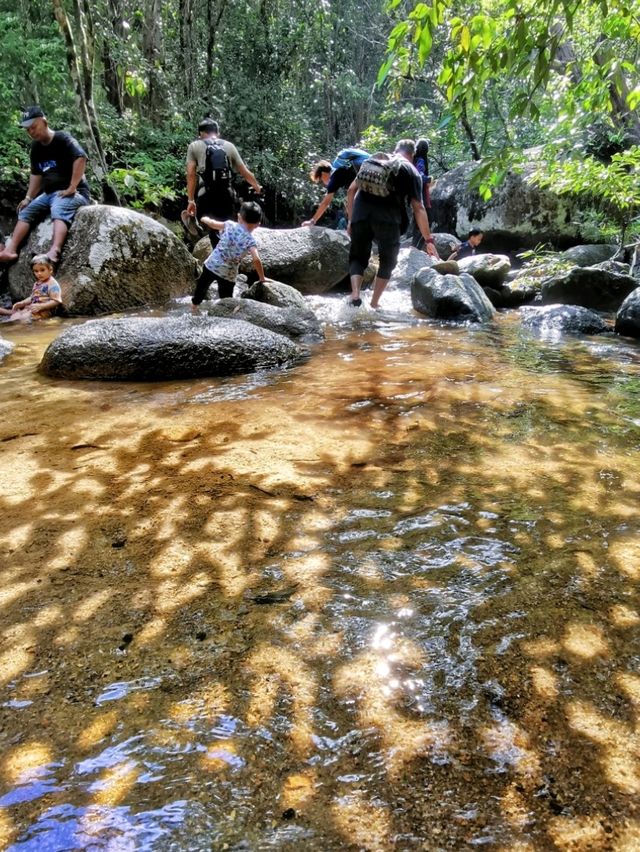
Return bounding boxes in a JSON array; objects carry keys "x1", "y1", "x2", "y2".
[
  {"x1": 30, "y1": 298, "x2": 59, "y2": 314},
  {"x1": 186, "y1": 160, "x2": 198, "y2": 217},
  {"x1": 236, "y1": 162, "x2": 262, "y2": 195},
  {"x1": 345, "y1": 179, "x2": 358, "y2": 230},
  {"x1": 250, "y1": 248, "x2": 266, "y2": 282},
  {"x1": 17, "y1": 175, "x2": 43, "y2": 212},
  {"x1": 199, "y1": 216, "x2": 225, "y2": 232},
  {"x1": 57, "y1": 157, "x2": 87, "y2": 197},
  {"x1": 410, "y1": 199, "x2": 439, "y2": 258},
  {"x1": 12, "y1": 296, "x2": 32, "y2": 310},
  {"x1": 301, "y1": 192, "x2": 335, "y2": 227}
]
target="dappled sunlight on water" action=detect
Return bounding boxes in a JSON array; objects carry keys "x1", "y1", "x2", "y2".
[{"x1": 1, "y1": 301, "x2": 640, "y2": 848}]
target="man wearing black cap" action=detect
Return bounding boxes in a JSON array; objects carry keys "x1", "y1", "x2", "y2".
[
  {"x1": 0, "y1": 106, "x2": 90, "y2": 265},
  {"x1": 183, "y1": 118, "x2": 262, "y2": 247}
]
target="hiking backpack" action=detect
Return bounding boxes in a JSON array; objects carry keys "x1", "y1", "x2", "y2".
[
  {"x1": 355, "y1": 155, "x2": 400, "y2": 197},
  {"x1": 331, "y1": 147, "x2": 370, "y2": 172},
  {"x1": 202, "y1": 139, "x2": 231, "y2": 191}
]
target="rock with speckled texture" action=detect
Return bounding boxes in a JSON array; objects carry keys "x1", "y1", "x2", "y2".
[
  {"x1": 39, "y1": 314, "x2": 303, "y2": 380},
  {"x1": 7, "y1": 205, "x2": 198, "y2": 316}
]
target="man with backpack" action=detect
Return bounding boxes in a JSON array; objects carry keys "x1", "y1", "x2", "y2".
[
  {"x1": 302, "y1": 148, "x2": 370, "y2": 227},
  {"x1": 346, "y1": 139, "x2": 439, "y2": 309},
  {"x1": 184, "y1": 118, "x2": 262, "y2": 247}
]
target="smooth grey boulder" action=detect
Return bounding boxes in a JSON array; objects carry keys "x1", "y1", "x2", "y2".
[
  {"x1": 559, "y1": 244, "x2": 617, "y2": 267},
  {"x1": 8, "y1": 206, "x2": 197, "y2": 316},
  {"x1": 387, "y1": 247, "x2": 439, "y2": 290},
  {"x1": 430, "y1": 161, "x2": 585, "y2": 248},
  {"x1": 521, "y1": 304, "x2": 608, "y2": 335},
  {"x1": 541, "y1": 266, "x2": 638, "y2": 311},
  {"x1": 458, "y1": 253, "x2": 511, "y2": 287},
  {"x1": 411, "y1": 269, "x2": 496, "y2": 322},
  {"x1": 229, "y1": 226, "x2": 349, "y2": 294},
  {"x1": 433, "y1": 233, "x2": 461, "y2": 260},
  {"x1": 615, "y1": 288, "x2": 640, "y2": 338},
  {"x1": 207, "y1": 297, "x2": 323, "y2": 341},
  {"x1": 39, "y1": 315, "x2": 302, "y2": 381},
  {"x1": 241, "y1": 279, "x2": 308, "y2": 310}
]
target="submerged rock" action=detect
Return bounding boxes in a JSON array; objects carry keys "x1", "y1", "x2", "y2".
[
  {"x1": 8, "y1": 205, "x2": 197, "y2": 316},
  {"x1": 39, "y1": 315, "x2": 302, "y2": 380},
  {"x1": 521, "y1": 304, "x2": 608, "y2": 335},
  {"x1": 411, "y1": 268, "x2": 495, "y2": 322}
]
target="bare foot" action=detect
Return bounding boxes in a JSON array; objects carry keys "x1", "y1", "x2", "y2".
[
  {"x1": 0, "y1": 249, "x2": 18, "y2": 263},
  {"x1": 190, "y1": 303, "x2": 200, "y2": 315}
]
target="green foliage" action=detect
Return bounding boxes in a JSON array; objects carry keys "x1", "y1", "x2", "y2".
[{"x1": 530, "y1": 146, "x2": 640, "y2": 242}]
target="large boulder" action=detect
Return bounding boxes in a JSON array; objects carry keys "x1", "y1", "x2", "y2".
[
  {"x1": 615, "y1": 288, "x2": 640, "y2": 338},
  {"x1": 559, "y1": 244, "x2": 618, "y2": 267},
  {"x1": 8, "y1": 206, "x2": 198, "y2": 316},
  {"x1": 387, "y1": 247, "x2": 439, "y2": 290},
  {"x1": 541, "y1": 266, "x2": 638, "y2": 311},
  {"x1": 521, "y1": 304, "x2": 608, "y2": 335},
  {"x1": 207, "y1": 297, "x2": 323, "y2": 341},
  {"x1": 39, "y1": 315, "x2": 302, "y2": 381},
  {"x1": 458, "y1": 253, "x2": 511, "y2": 288},
  {"x1": 237, "y1": 226, "x2": 350, "y2": 294},
  {"x1": 411, "y1": 269, "x2": 496, "y2": 322},
  {"x1": 430, "y1": 161, "x2": 587, "y2": 249}
]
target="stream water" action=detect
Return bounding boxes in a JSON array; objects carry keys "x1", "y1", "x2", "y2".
[{"x1": 1, "y1": 288, "x2": 640, "y2": 850}]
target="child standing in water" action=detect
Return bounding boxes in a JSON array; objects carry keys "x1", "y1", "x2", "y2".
[
  {"x1": 191, "y1": 201, "x2": 266, "y2": 310},
  {"x1": 0, "y1": 254, "x2": 63, "y2": 321}
]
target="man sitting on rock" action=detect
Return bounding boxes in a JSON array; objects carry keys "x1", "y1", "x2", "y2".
[{"x1": 0, "y1": 106, "x2": 90, "y2": 265}]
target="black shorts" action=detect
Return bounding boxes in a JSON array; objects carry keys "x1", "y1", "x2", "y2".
[
  {"x1": 197, "y1": 188, "x2": 236, "y2": 247},
  {"x1": 349, "y1": 219, "x2": 401, "y2": 280}
]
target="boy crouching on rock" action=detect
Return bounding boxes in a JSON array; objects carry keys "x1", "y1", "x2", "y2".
[
  {"x1": 0, "y1": 254, "x2": 63, "y2": 322},
  {"x1": 191, "y1": 201, "x2": 266, "y2": 311}
]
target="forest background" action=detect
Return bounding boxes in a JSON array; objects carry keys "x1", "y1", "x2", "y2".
[{"x1": 0, "y1": 0, "x2": 638, "y2": 239}]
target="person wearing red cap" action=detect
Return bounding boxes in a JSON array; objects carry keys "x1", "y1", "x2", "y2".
[{"x1": 0, "y1": 106, "x2": 90, "y2": 266}]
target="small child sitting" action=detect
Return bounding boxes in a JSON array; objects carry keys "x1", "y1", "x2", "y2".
[
  {"x1": 191, "y1": 201, "x2": 266, "y2": 310},
  {"x1": 0, "y1": 254, "x2": 63, "y2": 322}
]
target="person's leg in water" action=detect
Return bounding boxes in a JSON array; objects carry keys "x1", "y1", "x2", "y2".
[
  {"x1": 348, "y1": 219, "x2": 374, "y2": 307},
  {"x1": 369, "y1": 222, "x2": 400, "y2": 309}
]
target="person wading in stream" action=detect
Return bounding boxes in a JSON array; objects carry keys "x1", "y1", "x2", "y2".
[{"x1": 345, "y1": 139, "x2": 439, "y2": 309}]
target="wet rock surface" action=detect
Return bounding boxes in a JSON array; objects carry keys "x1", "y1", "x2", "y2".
[
  {"x1": 39, "y1": 314, "x2": 303, "y2": 380},
  {"x1": 207, "y1": 296, "x2": 324, "y2": 341},
  {"x1": 520, "y1": 304, "x2": 609, "y2": 335},
  {"x1": 541, "y1": 266, "x2": 638, "y2": 312},
  {"x1": 411, "y1": 268, "x2": 496, "y2": 322},
  {"x1": 614, "y1": 287, "x2": 640, "y2": 338}
]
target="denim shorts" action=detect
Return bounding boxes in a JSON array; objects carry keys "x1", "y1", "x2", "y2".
[{"x1": 18, "y1": 191, "x2": 89, "y2": 226}]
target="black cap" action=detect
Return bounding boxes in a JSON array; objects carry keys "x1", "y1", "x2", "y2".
[{"x1": 20, "y1": 106, "x2": 46, "y2": 127}]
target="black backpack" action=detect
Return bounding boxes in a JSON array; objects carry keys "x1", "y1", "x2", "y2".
[{"x1": 202, "y1": 139, "x2": 231, "y2": 191}]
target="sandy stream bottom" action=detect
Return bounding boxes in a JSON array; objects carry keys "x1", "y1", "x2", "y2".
[{"x1": 0, "y1": 317, "x2": 639, "y2": 850}]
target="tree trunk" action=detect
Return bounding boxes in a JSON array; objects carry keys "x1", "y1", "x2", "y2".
[{"x1": 51, "y1": 0, "x2": 121, "y2": 203}]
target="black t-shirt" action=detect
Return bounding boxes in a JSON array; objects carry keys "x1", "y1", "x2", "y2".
[
  {"x1": 351, "y1": 158, "x2": 422, "y2": 227},
  {"x1": 30, "y1": 131, "x2": 90, "y2": 199},
  {"x1": 326, "y1": 165, "x2": 357, "y2": 194}
]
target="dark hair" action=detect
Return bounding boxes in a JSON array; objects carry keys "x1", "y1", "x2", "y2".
[
  {"x1": 469, "y1": 228, "x2": 484, "y2": 237},
  {"x1": 310, "y1": 160, "x2": 332, "y2": 182},
  {"x1": 239, "y1": 201, "x2": 262, "y2": 224},
  {"x1": 414, "y1": 138, "x2": 430, "y2": 175},
  {"x1": 394, "y1": 138, "x2": 416, "y2": 157},
  {"x1": 198, "y1": 117, "x2": 219, "y2": 133}
]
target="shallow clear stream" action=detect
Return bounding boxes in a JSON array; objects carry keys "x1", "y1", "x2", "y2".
[{"x1": 1, "y1": 289, "x2": 639, "y2": 850}]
